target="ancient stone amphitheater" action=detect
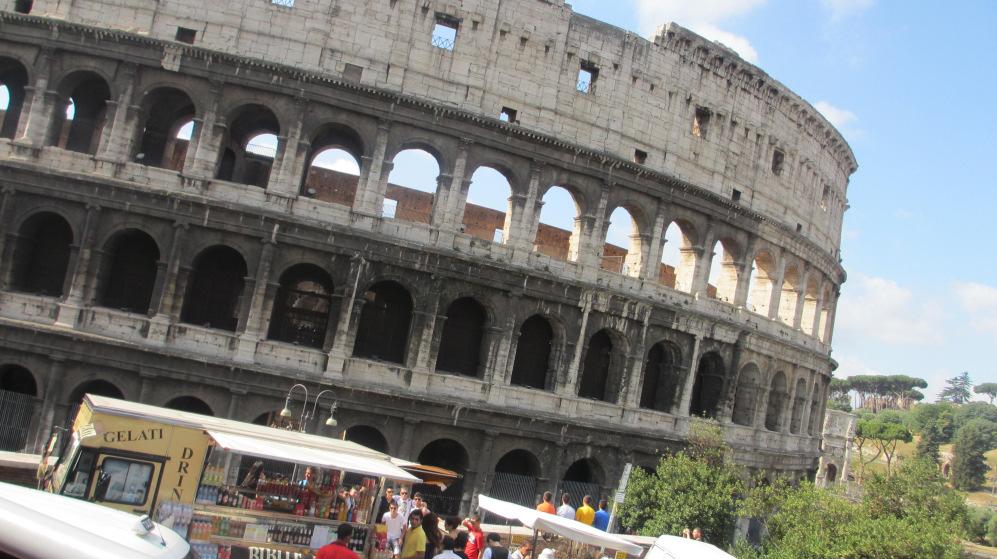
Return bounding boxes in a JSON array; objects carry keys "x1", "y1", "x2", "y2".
[{"x1": 0, "y1": 0, "x2": 854, "y2": 513}]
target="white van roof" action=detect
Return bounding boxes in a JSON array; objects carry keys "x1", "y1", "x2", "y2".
[
  {"x1": 648, "y1": 535, "x2": 736, "y2": 559},
  {"x1": 0, "y1": 481, "x2": 190, "y2": 559}
]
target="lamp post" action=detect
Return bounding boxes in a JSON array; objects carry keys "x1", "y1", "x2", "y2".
[{"x1": 279, "y1": 384, "x2": 339, "y2": 433}]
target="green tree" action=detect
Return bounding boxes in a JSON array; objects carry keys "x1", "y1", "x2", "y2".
[
  {"x1": 855, "y1": 411, "x2": 912, "y2": 477},
  {"x1": 953, "y1": 401, "x2": 997, "y2": 432},
  {"x1": 975, "y1": 382, "x2": 997, "y2": 405},
  {"x1": 909, "y1": 402, "x2": 956, "y2": 443},
  {"x1": 828, "y1": 377, "x2": 852, "y2": 412},
  {"x1": 915, "y1": 419, "x2": 944, "y2": 462},
  {"x1": 952, "y1": 418, "x2": 997, "y2": 490},
  {"x1": 939, "y1": 371, "x2": 973, "y2": 404}
]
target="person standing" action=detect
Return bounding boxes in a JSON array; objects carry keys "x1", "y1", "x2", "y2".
[
  {"x1": 463, "y1": 514, "x2": 484, "y2": 559},
  {"x1": 556, "y1": 493, "x2": 575, "y2": 520},
  {"x1": 422, "y1": 512, "x2": 444, "y2": 559},
  {"x1": 379, "y1": 487, "x2": 397, "y2": 518},
  {"x1": 509, "y1": 541, "x2": 532, "y2": 559},
  {"x1": 382, "y1": 500, "x2": 407, "y2": 559},
  {"x1": 592, "y1": 499, "x2": 610, "y2": 531},
  {"x1": 691, "y1": 528, "x2": 703, "y2": 541},
  {"x1": 481, "y1": 533, "x2": 508, "y2": 559},
  {"x1": 574, "y1": 495, "x2": 595, "y2": 525},
  {"x1": 453, "y1": 532, "x2": 469, "y2": 559},
  {"x1": 398, "y1": 488, "x2": 413, "y2": 518},
  {"x1": 536, "y1": 492, "x2": 555, "y2": 514},
  {"x1": 317, "y1": 523, "x2": 361, "y2": 559},
  {"x1": 432, "y1": 536, "x2": 463, "y2": 559},
  {"x1": 402, "y1": 510, "x2": 428, "y2": 559}
]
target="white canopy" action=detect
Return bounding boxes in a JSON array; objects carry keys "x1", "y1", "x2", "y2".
[
  {"x1": 648, "y1": 535, "x2": 735, "y2": 559},
  {"x1": 207, "y1": 430, "x2": 419, "y2": 483},
  {"x1": 476, "y1": 495, "x2": 644, "y2": 556}
]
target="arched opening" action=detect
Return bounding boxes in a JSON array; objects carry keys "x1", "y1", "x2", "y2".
[
  {"x1": 747, "y1": 251, "x2": 776, "y2": 315},
  {"x1": 436, "y1": 297, "x2": 487, "y2": 377},
  {"x1": 800, "y1": 277, "x2": 820, "y2": 335},
  {"x1": 778, "y1": 265, "x2": 800, "y2": 325},
  {"x1": 559, "y1": 458, "x2": 602, "y2": 508},
  {"x1": 639, "y1": 342, "x2": 680, "y2": 413},
  {"x1": 344, "y1": 425, "x2": 389, "y2": 454},
  {"x1": 0, "y1": 58, "x2": 29, "y2": 139},
  {"x1": 731, "y1": 363, "x2": 763, "y2": 426},
  {"x1": 164, "y1": 396, "x2": 214, "y2": 416},
  {"x1": 807, "y1": 382, "x2": 823, "y2": 435},
  {"x1": 133, "y1": 87, "x2": 195, "y2": 170},
  {"x1": 536, "y1": 186, "x2": 581, "y2": 262},
  {"x1": 818, "y1": 287, "x2": 832, "y2": 341},
  {"x1": 267, "y1": 264, "x2": 335, "y2": 349},
  {"x1": 707, "y1": 238, "x2": 739, "y2": 302},
  {"x1": 95, "y1": 229, "x2": 160, "y2": 314},
  {"x1": 689, "y1": 351, "x2": 725, "y2": 419},
  {"x1": 764, "y1": 372, "x2": 789, "y2": 431},
  {"x1": 49, "y1": 72, "x2": 111, "y2": 154},
  {"x1": 789, "y1": 378, "x2": 809, "y2": 434},
  {"x1": 825, "y1": 463, "x2": 837, "y2": 483},
  {"x1": 385, "y1": 149, "x2": 441, "y2": 223},
  {"x1": 578, "y1": 329, "x2": 615, "y2": 403},
  {"x1": 9, "y1": 212, "x2": 73, "y2": 297},
  {"x1": 0, "y1": 365, "x2": 38, "y2": 451},
  {"x1": 301, "y1": 124, "x2": 364, "y2": 207},
  {"x1": 602, "y1": 207, "x2": 641, "y2": 277},
  {"x1": 352, "y1": 281, "x2": 412, "y2": 364},
  {"x1": 64, "y1": 379, "x2": 124, "y2": 429},
  {"x1": 215, "y1": 104, "x2": 280, "y2": 187},
  {"x1": 510, "y1": 315, "x2": 554, "y2": 390},
  {"x1": 462, "y1": 166, "x2": 512, "y2": 243},
  {"x1": 180, "y1": 245, "x2": 247, "y2": 331},
  {"x1": 660, "y1": 221, "x2": 697, "y2": 292},
  {"x1": 417, "y1": 439, "x2": 469, "y2": 516},
  {"x1": 491, "y1": 449, "x2": 541, "y2": 509}
]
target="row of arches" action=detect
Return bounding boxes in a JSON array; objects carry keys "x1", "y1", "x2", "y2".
[
  {"x1": 730, "y1": 365, "x2": 825, "y2": 435},
  {"x1": 0, "y1": 59, "x2": 837, "y2": 342}
]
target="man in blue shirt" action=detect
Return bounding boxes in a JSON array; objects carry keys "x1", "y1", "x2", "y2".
[{"x1": 592, "y1": 499, "x2": 610, "y2": 531}]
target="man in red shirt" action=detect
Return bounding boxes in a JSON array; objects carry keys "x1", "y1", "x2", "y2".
[
  {"x1": 462, "y1": 514, "x2": 484, "y2": 559},
  {"x1": 317, "y1": 523, "x2": 360, "y2": 559}
]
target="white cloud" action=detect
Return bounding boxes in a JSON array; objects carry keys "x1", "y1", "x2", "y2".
[
  {"x1": 836, "y1": 274, "x2": 945, "y2": 345},
  {"x1": 821, "y1": 0, "x2": 875, "y2": 22},
  {"x1": 634, "y1": 0, "x2": 763, "y2": 63},
  {"x1": 814, "y1": 101, "x2": 857, "y2": 129},
  {"x1": 953, "y1": 282, "x2": 997, "y2": 340}
]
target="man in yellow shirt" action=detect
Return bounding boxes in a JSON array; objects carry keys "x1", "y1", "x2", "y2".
[
  {"x1": 401, "y1": 510, "x2": 427, "y2": 559},
  {"x1": 574, "y1": 495, "x2": 595, "y2": 526}
]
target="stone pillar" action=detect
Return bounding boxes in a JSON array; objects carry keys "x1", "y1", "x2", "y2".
[
  {"x1": 719, "y1": 333, "x2": 749, "y2": 422},
  {"x1": 766, "y1": 255, "x2": 787, "y2": 321},
  {"x1": 226, "y1": 388, "x2": 246, "y2": 420},
  {"x1": 351, "y1": 121, "x2": 391, "y2": 217},
  {"x1": 792, "y1": 265, "x2": 811, "y2": 330},
  {"x1": 95, "y1": 63, "x2": 138, "y2": 164},
  {"x1": 55, "y1": 205, "x2": 100, "y2": 327},
  {"x1": 138, "y1": 369, "x2": 157, "y2": 404},
  {"x1": 14, "y1": 49, "x2": 55, "y2": 149},
  {"x1": 266, "y1": 99, "x2": 307, "y2": 197},
  {"x1": 676, "y1": 335, "x2": 703, "y2": 416},
  {"x1": 689, "y1": 223, "x2": 716, "y2": 297},
  {"x1": 436, "y1": 139, "x2": 472, "y2": 230},
  {"x1": 235, "y1": 237, "x2": 277, "y2": 361},
  {"x1": 184, "y1": 82, "x2": 224, "y2": 179},
  {"x1": 810, "y1": 283, "x2": 826, "y2": 338},
  {"x1": 823, "y1": 290, "x2": 840, "y2": 344},
  {"x1": 325, "y1": 255, "x2": 366, "y2": 377},
  {"x1": 480, "y1": 325, "x2": 507, "y2": 384},
  {"x1": 147, "y1": 221, "x2": 188, "y2": 340},
  {"x1": 468, "y1": 431, "x2": 496, "y2": 515},
  {"x1": 574, "y1": 184, "x2": 610, "y2": 276},
  {"x1": 397, "y1": 418, "x2": 419, "y2": 460},
  {"x1": 560, "y1": 291, "x2": 592, "y2": 396},
  {"x1": 732, "y1": 236, "x2": 758, "y2": 308},
  {"x1": 0, "y1": 188, "x2": 17, "y2": 280},
  {"x1": 504, "y1": 163, "x2": 542, "y2": 253},
  {"x1": 622, "y1": 307, "x2": 652, "y2": 407},
  {"x1": 641, "y1": 203, "x2": 667, "y2": 281},
  {"x1": 411, "y1": 303, "x2": 443, "y2": 374},
  {"x1": 30, "y1": 357, "x2": 65, "y2": 453}
]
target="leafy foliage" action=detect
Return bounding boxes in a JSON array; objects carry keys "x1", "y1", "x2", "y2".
[
  {"x1": 966, "y1": 506, "x2": 997, "y2": 547},
  {"x1": 975, "y1": 382, "x2": 997, "y2": 405},
  {"x1": 939, "y1": 371, "x2": 973, "y2": 404},
  {"x1": 952, "y1": 418, "x2": 997, "y2": 490},
  {"x1": 854, "y1": 410, "x2": 912, "y2": 478},
  {"x1": 834, "y1": 374, "x2": 927, "y2": 411},
  {"x1": 908, "y1": 402, "x2": 956, "y2": 443}
]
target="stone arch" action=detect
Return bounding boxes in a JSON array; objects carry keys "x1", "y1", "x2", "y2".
[
  {"x1": 510, "y1": 315, "x2": 554, "y2": 390},
  {"x1": 0, "y1": 57, "x2": 29, "y2": 139},
  {"x1": 417, "y1": 438, "x2": 469, "y2": 516},
  {"x1": 64, "y1": 379, "x2": 124, "y2": 428},
  {"x1": 559, "y1": 457, "x2": 603, "y2": 507},
  {"x1": 94, "y1": 228, "x2": 160, "y2": 314},
  {"x1": 578, "y1": 329, "x2": 625, "y2": 404},
  {"x1": 9, "y1": 211, "x2": 74, "y2": 297},
  {"x1": 689, "y1": 351, "x2": 725, "y2": 419},
  {"x1": 491, "y1": 448, "x2": 541, "y2": 508},
  {"x1": 180, "y1": 245, "x2": 248, "y2": 331},
  {"x1": 801, "y1": 276, "x2": 820, "y2": 335},
  {"x1": 353, "y1": 280, "x2": 413, "y2": 365},
  {"x1": 778, "y1": 264, "x2": 800, "y2": 325},
  {"x1": 267, "y1": 263, "x2": 335, "y2": 349},
  {"x1": 164, "y1": 396, "x2": 214, "y2": 416},
  {"x1": 747, "y1": 250, "x2": 777, "y2": 315},
  {"x1": 732, "y1": 363, "x2": 763, "y2": 426},
  {"x1": 789, "y1": 377, "x2": 809, "y2": 434},
  {"x1": 708, "y1": 237, "x2": 740, "y2": 302},
  {"x1": 0, "y1": 364, "x2": 39, "y2": 452},
  {"x1": 344, "y1": 425, "x2": 389, "y2": 454},
  {"x1": 494, "y1": 449, "x2": 541, "y2": 478},
  {"x1": 215, "y1": 103, "x2": 281, "y2": 187},
  {"x1": 536, "y1": 184, "x2": 584, "y2": 262},
  {"x1": 807, "y1": 381, "x2": 823, "y2": 435},
  {"x1": 301, "y1": 122, "x2": 366, "y2": 206},
  {"x1": 660, "y1": 219, "x2": 699, "y2": 291},
  {"x1": 462, "y1": 166, "x2": 513, "y2": 243},
  {"x1": 818, "y1": 286, "x2": 833, "y2": 341},
  {"x1": 385, "y1": 147, "x2": 443, "y2": 223},
  {"x1": 133, "y1": 86, "x2": 196, "y2": 170},
  {"x1": 639, "y1": 341, "x2": 681, "y2": 413},
  {"x1": 602, "y1": 206, "x2": 643, "y2": 277},
  {"x1": 765, "y1": 371, "x2": 789, "y2": 431},
  {"x1": 49, "y1": 70, "x2": 111, "y2": 154},
  {"x1": 436, "y1": 296, "x2": 487, "y2": 377},
  {"x1": 825, "y1": 463, "x2": 838, "y2": 483}
]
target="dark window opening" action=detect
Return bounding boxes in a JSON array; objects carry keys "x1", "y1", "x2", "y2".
[
  {"x1": 343, "y1": 63, "x2": 363, "y2": 83},
  {"x1": 820, "y1": 184, "x2": 830, "y2": 211},
  {"x1": 0, "y1": 60, "x2": 29, "y2": 139},
  {"x1": 771, "y1": 148, "x2": 785, "y2": 176},
  {"x1": 96, "y1": 230, "x2": 159, "y2": 314},
  {"x1": 175, "y1": 27, "x2": 196, "y2": 44},
  {"x1": 765, "y1": 372, "x2": 788, "y2": 431},
  {"x1": 164, "y1": 396, "x2": 213, "y2": 416},
  {"x1": 578, "y1": 330, "x2": 613, "y2": 402},
  {"x1": 731, "y1": 189, "x2": 741, "y2": 203},
  {"x1": 10, "y1": 212, "x2": 73, "y2": 297},
  {"x1": 353, "y1": 281, "x2": 412, "y2": 364},
  {"x1": 267, "y1": 264, "x2": 335, "y2": 349},
  {"x1": 417, "y1": 439, "x2": 468, "y2": 516},
  {"x1": 576, "y1": 61, "x2": 599, "y2": 94},
  {"x1": 494, "y1": 449, "x2": 540, "y2": 478},
  {"x1": 633, "y1": 149, "x2": 648, "y2": 165},
  {"x1": 499, "y1": 107, "x2": 517, "y2": 123},
  {"x1": 134, "y1": 87, "x2": 195, "y2": 170},
  {"x1": 692, "y1": 106, "x2": 711, "y2": 139},
  {"x1": 689, "y1": 352, "x2": 725, "y2": 419},
  {"x1": 639, "y1": 343, "x2": 678, "y2": 412},
  {"x1": 0, "y1": 365, "x2": 38, "y2": 452},
  {"x1": 14, "y1": 0, "x2": 32, "y2": 14},
  {"x1": 431, "y1": 14, "x2": 459, "y2": 51},
  {"x1": 731, "y1": 365, "x2": 762, "y2": 426},
  {"x1": 215, "y1": 104, "x2": 280, "y2": 188},
  {"x1": 50, "y1": 73, "x2": 111, "y2": 154},
  {"x1": 789, "y1": 378, "x2": 808, "y2": 434},
  {"x1": 510, "y1": 315, "x2": 553, "y2": 390},
  {"x1": 436, "y1": 297, "x2": 487, "y2": 377},
  {"x1": 180, "y1": 246, "x2": 247, "y2": 332},
  {"x1": 796, "y1": 223, "x2": 803, "y2": 233},
  {"x1": 345, "y1": 426, "x2": 389, "y2": 453}
]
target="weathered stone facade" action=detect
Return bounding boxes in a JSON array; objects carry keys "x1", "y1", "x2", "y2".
[{"x1": 0, "y1": 0, "x2": 853, "y2": 513}]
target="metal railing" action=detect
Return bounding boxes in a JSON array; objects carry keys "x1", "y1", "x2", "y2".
[
  {"x1": 556, "y1": 480, "x2": 601, "y2": 508},
  {"x1": 431, "y1": 34, "x2": 455, "y2": 51},
  {"x1": 0, "y1": 390, "x2": 37, "y2": 451}
]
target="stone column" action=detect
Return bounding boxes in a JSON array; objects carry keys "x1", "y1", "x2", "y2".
[
  {"x1": 766, "y1": 254, "x2": 787, "y2": 321},
  {"x1": 266, "y1": 99, "x2": 307, "y2": 197},
  {"x1": 184, "y1": 81, "x2": 224, "y2": 180},
  {"x1": 689, "y1": 223, "x2": 716, "y2": 297},
  {"x1": 622, "y1": 307, "x2": 652, "y2": 407},
  {"x1": 792, "y1": 265, "x2": 811, "y2": 330},
  {"x1": 138, "y1": 369, "x2": 157, "y2": 404},
  {"x1": 436, "y1": 139, "x2": 472, "y2": 230},
  {"x1": 676, "y1": 335, "x2": 703, "y2": 416},
  {"x1": 351, "y1": 121, "x2": 392, "y2": 218},
  {"x1": 641, "y1": 203, "x2": 667, "y2": 281},
  {"x1": 226, "y1": 388, "x2": 246, "y2": 421},
  {"x1": 235, "y1": 237, "x2": 277, "y2": 362},
  {"x1": 823, "y1": 290, "x2": 840, "y2": 344},
  {"x1": 325, "y1": 255, "x2": 366, "y2": 378},
  {"x1": 480, "y1": 325, "x2": 507, "y2": 385},
  {"x1": 412, "y1": 305, "x2": 444, "y2": 374},
  {"x1": 95, "y1": 63, "x2": 138, "y2": 164},
  {"x1": 559, "y1": 291, "x2": 592, "y2": 396},
  {"x1": 732, "y1": 236, "x2": 758, "y2": 308},
  {"x1": 0, "y1": 188, "x2": 17, "y2": 281},
  {"x1": 504, "y1": 163, "x2": 542, "y2": 253},
  {"x1": 55, "y1": 204, "x2": 100, "y2": 327},
  {"x1": 14, "y1": 48, "x2": 55, "y2": 149},
  {"x1": 467, "y1": 431, "x2": 496, "y2": 515},
  {"x1": 574, "y1": 184, "x2": 610, "y2": 277},
  {"x1": 810, "y1": 283, "x2": 826, "y2": 338},
  {"x1": 30, "y1": 357, "x2": 65, "y2": 453},
  {"x1": 147, "y1": 222, "x2": 188, "y2": 341},
  {"x1": 396, "y1": 418, "x2": 419, "y2": 460}
]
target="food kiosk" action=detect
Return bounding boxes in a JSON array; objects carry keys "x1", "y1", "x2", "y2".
[{"x1": 44, "y1": 395, "x2": 421, "y2": 559}]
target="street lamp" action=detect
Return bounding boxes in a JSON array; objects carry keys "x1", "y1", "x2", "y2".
[{"x1": 279, "y1": 384, "x2": 339, "y2": 432}]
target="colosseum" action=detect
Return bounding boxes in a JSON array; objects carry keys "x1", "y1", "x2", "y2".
[{"x1": 0, "y1": 0, "x2": 854, "y2": 514}]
